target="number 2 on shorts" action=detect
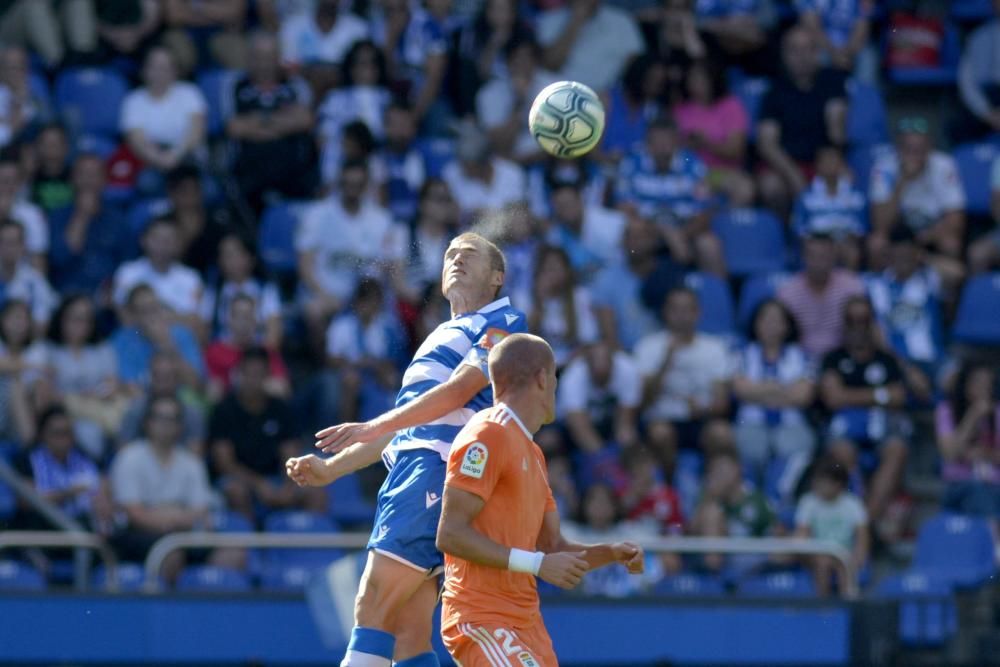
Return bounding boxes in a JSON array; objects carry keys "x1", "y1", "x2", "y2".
[{"x1": 493, "y1": 629, "x2": 539, "y2": 666}]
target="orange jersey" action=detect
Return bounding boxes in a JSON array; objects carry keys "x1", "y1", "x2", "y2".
[{"x1": 441, "y1": 404, "x2": 557, "y2": 632}]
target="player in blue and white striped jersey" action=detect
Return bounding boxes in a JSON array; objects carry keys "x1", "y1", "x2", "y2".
[{"x1": 286, "y1": 232, "x2": 526, "y2": 667}]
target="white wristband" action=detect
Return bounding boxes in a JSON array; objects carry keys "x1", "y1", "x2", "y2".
[{"x1": 508, "y1": 548, "x2": 544, "y2": 575}]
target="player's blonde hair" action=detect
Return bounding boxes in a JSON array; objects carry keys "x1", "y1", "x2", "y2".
[{"x1": 488, "y1": 333, "x2": 554, "y2": 396}]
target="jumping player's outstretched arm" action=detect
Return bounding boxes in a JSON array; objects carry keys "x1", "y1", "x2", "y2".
[
  {"x1": 315, "y1": 364, "x2": 488, "y2": 454},
  {"x1": 536, "y1": 509, "x2": 645, "y2": 574},
  {"x1": 436, "y1": 485, "x2": 590, "y2": 590},
  {"x1": 287, "y1": 433, "x2": 395, "y2": 488}
]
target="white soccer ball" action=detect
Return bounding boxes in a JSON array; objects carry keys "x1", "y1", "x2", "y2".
[{"x1": 528, "y1": 80, "x2": 605, "y2": 159}]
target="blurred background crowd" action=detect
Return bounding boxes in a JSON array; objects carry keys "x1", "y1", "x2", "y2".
[{"x1": 0, "y1": 0, "x2": 998, "y2": 600}]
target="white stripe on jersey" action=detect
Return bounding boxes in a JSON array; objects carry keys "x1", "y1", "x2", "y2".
[
  {"x1": 425, "y1": 407, "x2": 477, "y2": 427},
  {"x1": 410, "y1": 324, "x2": 470, "y2": 362},
  {"x1": 400, "y1": 360, "x2": 454, "y2": 386}
]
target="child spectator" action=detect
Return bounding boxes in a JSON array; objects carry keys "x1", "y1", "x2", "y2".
[
  {"x1": 795, "y1": 458, "x2": 869, "y2": 597},
  {"x1": 792, "y1": 144, "x2": 867, "y2": 270},
  {"x1": 935, "y1": 363, "x2": 1000, "y2": 517}
]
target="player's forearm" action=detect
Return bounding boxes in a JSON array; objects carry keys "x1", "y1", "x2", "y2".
[
  {"x1": 550, "y1": 538, "x2": 616, "y2": 570},
  {"x1": 326, "y1": 434, "x2": 393, "y2": 480},
  {"x1": 436, "y1": 519, "x2": 511, "y2": 570},
  {"x1": 370, "y1": 370, "x2": 485, "y2": 437}
]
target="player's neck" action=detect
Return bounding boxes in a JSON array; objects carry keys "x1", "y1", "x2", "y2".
[
  {"x1": 497, "y1": 397, "x2": 542, "y2": 436},
  {"x1": 448, "y1": 289, "x2": 493, "y2": 317}
]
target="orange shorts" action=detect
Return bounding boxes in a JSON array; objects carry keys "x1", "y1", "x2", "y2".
[{"x1": 441, "y1": 621, "x2": 558, "y2": 667}]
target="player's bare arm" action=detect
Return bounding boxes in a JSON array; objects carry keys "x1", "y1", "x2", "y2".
[
  {"x1": 314, "y1": 364, "x2": 488, "y2": 453},
  {"x1": 536, "y1": 509, "x2": 645, "y2": 574},
  {"x1": 286, "y1": 433, "x2": 395, "y2": 488},
  {"x1": 437, "y1": 485, "x2": 589, "y2": 589}
]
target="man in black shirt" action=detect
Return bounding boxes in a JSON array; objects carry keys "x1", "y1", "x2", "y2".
[
  {"x1": 226, "y1": 30, "x2": 317, "y2": 213},
  {"x1": 208, "y1": 347, "x2": 324, "y2": 521},
  {"x1": 819, "y1": 296, "x2": 909, "y2": 527},
  {"x1": 757, "y1": 25, "x2": 848, "y2": 217}
]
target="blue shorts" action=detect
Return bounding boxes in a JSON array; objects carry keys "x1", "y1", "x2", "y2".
[{"x1": 368, "y1": 448, "x2": 446, "y2": 575}]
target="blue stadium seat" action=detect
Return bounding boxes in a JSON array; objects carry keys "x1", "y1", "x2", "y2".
[
  {"x1": 262, "y1": 511, "x2": 343, "y2": 570},
  {"x1": 673, "y1": 450, "x2": 704, "y2": 519},
  {"x1": 684, "y1": 272, "x2": 735, "y2": 336},
  {"x1": 327, "y1": 474, "x2": 375, "y2": 526},
  {"x1": 654, "y1": 573, "x2": 726, "y2": 597},
  {"x1": 258, "y1": 202, "x2": 301, "y2": 275},
  {"x1": 733, "y1": 77, "x2": 770, "y2": 140},
  {"x1": 28, "y1": 71, "x2": 51, "y2": 110},
  {"x1": 950, "y1": 0, "x2": 993, "y2": 21},
  {"x1": 912, "y1": 513, "x2": 998, "y2": 589},
  {"x1": 876, "y1": 572, "x2": 957, "y2": 648},
  {"x1": 737, "y1": 272, "x2": 790, "y2": 331},
  {"x1": 711, "y1": 208, "x2": 786, "y2": 277},
  {"x1": 736, "y1": 571, "x2": 816, "y2": 598},
  {"x1": 212, "y1": 510, "x2": 255, "y2": 533},
  {"x1": 886, "y1": 23, "x2": 961, "y2": 87},
  {"x1": 196, "y1": 69, "x2": 238, "y2": 137},
  {"x1": 0, "y1": 560, "x2": 46, "y2": 591},
  {"x1": 846, "y1": 78, "x2": 890, "y2": 148},
  {"x1": 176, "y1": 565, "x2": 252, "y2": 592},
  {"x1": 91, "y1": 563, "x2": 148, "y2": 592},
  {"x1": 75, "y1": 133, "x2": 119, "y2": 159},
  {"x1": 953, "y1": 273, "x2": 1000, "y2": 346},
  {"x1": 953, "y1": 142, "x2": 998, "y2": 216},
  {"x1": 0, "y1": 478, "x2": 14, "y2": 521},
  {"x1": 848, "y1": 143, "x2": 894, "y2": 191},
  {"x1": 54, "y1": 67, "x2": 129, "y2": 138},
  {"x1": 259, "y1": 564, "x2": 317, "y2": 591}
]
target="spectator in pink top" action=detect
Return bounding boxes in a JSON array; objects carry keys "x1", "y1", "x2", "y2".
[
  {"x1": 777, "y1": 232, "x2": 864, "y2": 360},
  {"x1": 936, "y1": 363, "x2": 1000, "y2": 517},
  {"x1": 674, "y1": 58, "x2": 753, "y2": 204}
]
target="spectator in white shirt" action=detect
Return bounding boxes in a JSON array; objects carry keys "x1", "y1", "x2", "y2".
[
  {"x1": 296, "y1": 159, "x2": 406, "y2": 349},
  {"x1": 537, "y1": 0, "x2": 645, "y2": 93},
  {"x1": 634, "y1": 286, "x2": 733, "y2": 471},
  {"x1": 112, "y1": 216, "x2": 205, "y2": 332},
  {"x1": 869, "y1": 117, "x2": 966, "y2": 268},
  {"x1": 475, "y1": 33, "x2": 559, "y2": 164},
  {"x1": 280, "y1": 0, "x2": 369, "y2": 94},
  {"x1": 0, "y1": 152, "x2": 47, "y2": 270},
  {"x1": 441, "y1": 120, "x2": 527, "y2": 223},
  {"x1": 0, "y1": 220, "x2": 55, "y2": 333},
  {"x1": 121, "y1": 46, "x2": 207, "y2": 189},
  {"x1": 558, "y1": 340, "x2": 641, "y2": 453}
]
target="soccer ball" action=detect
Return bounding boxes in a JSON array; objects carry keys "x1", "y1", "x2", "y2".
[{"x1": 528, "y1": 80, "x2": 605, "y2": 159}]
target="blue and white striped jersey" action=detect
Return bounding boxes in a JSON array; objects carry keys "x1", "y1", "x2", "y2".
[
  {"x1": 383, "y1": 296, "x2": 527, "y2": 466},
  {"x1": 615, "y1": 148, "x2": 710, "y2": 224}
]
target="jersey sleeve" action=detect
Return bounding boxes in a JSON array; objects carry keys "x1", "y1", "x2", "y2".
[
  {"x1": 461, "y1": 308, "x2": 529, "y2": 379},
  {"x1": 445, "y1": 421, "x2": 510, "y2": 502}
]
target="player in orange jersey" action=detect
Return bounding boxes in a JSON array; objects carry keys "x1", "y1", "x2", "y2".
[{"x1": 436, "y1": 334, "x2": 645, "y2": 666}]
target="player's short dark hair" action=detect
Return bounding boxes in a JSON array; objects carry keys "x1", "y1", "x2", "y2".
[{"x1": 815, "y1": 457, "x2": 849, "y2": 488}]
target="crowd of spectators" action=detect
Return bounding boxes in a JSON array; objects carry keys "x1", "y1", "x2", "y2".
[{"x1": 0, "y1": 0, "x2": 997, "y2": 598}]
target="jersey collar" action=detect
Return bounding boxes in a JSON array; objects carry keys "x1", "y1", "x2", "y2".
[
  {"x1": 496, "y1": 402, "x2": 534, "y2": 440},
  {"x1": 456, "y1": 296, "x2": 511, "y2": 318}
]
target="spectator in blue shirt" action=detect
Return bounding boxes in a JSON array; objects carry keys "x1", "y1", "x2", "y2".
[
  {"x1": 48, "y1": 154, "x2": 133, "y2": 296},
  {"x1": 866, "y1": 225, "x2": 952, "y2": 403},
  {"x1": 792, "y1": 144, "x2": 867, "y2": 270},
  {"x1": 592, "y1": 216, "x2": 685, "y2": 351},
  {"x1": 601, "y1": 54, "x2": 670, "y2": 162},
  {"x1": 112, "y1": 284, "x2": 205, "y2": 393},
  {"x1": 376, "y1": 0, "x2": 451, "y2": 134},
  {"x1": 695, "y1": 0, "x2": 777, "y2": 77},
  {"x1": 377, "y1": 103, "x2": 427, "y2": 223},
  {"x1": 616, "y1": 117, "x2": 724, "y2": 276},
  {"x1": 795, "y1": 0, "x2": 874, "y2": 78}
]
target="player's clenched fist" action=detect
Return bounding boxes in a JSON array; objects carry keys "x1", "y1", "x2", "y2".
[
  {"x1": 285, "y1": 454, "x2": 336, "y2": 487},
  {"x1": 538, "y1": 551, "x2": 589, "y2": 589},
  {"x1": 611, "y1": 542, "x2": 645, "y2": 574}
]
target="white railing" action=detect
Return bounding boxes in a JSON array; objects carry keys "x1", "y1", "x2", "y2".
[{"x1": 141, "y1": 532, "x2": 857, "y2": 598}]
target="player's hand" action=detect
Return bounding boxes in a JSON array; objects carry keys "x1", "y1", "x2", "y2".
[
  {"x1": 285, "y1": 454, "x2": 336, "y2": 487},
  {"x1": 612, "y1": 542, "x2": 645, "y2": 574},
  {"x1": 314, "y1": 421, "x2": 380, "y2": 454},
  {"x1": 538, "y1": 551, "x2": 589, "y2": 590}
]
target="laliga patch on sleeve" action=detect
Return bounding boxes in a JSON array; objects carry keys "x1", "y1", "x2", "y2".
[
  {"x1": 476, "y1": 327, "x2": 509, "y2": 351},
  {"x1": 459, "y1": 442, "x2": 489, "y2": 478}
]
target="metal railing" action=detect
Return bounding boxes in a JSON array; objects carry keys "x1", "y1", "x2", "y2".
[
  {"x1": 142, "y1": 532, "x2": 857, "y2": 598},
  {"x1": 0, "y1": 530, "x2": 119, "y2": 590}
]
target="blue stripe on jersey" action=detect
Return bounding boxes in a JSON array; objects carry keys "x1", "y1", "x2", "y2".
[{"x1": 384, "y1": 296, "x2": 529, "y2": 465}]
